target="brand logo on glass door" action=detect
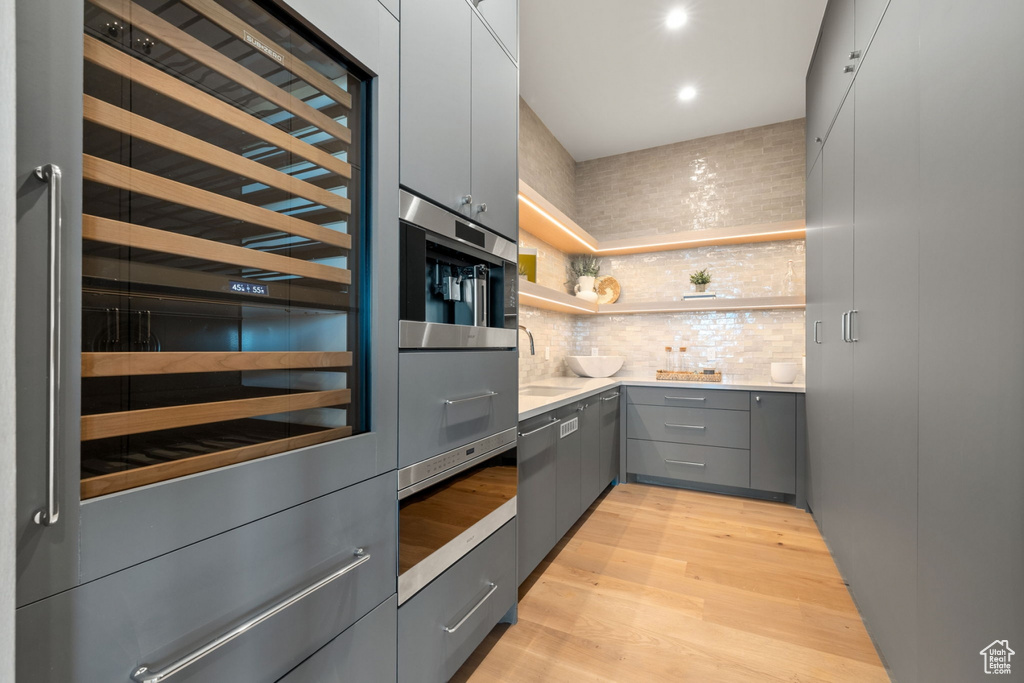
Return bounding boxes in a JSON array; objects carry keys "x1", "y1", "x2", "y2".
[{"x1": 243, "y1": 30, "x2": 284, "y2": 63}]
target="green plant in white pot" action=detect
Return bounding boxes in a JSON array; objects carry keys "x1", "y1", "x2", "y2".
[
  {"x1": 689, "y1": 268, "x2": 712, "y2": 293},
  {"x1": 567, "y1": 255, "x2": 601, "y2": 302}
]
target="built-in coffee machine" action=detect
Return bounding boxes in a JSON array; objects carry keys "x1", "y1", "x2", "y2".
[{"x1": 399, "y1": 190, "x2": 518, "y2": 349}]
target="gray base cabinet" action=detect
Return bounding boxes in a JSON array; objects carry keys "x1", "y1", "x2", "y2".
[
  {"x1": 599, "y1": 389, "x2": 621, "y2": 489},
  {"x1": 750, "y1": 393, "x2": 797, "y2": 495},
  {"x1": 555, "y1": 403, "x2": 583, "y2": 539},
  {"x1": 516, "y1": 412, "x2": 559, "y2": 583},
  {"x1": 579, "y1": 399, "x2": 602, "y2": 510},
  {"x1": 16, "y1": 473, "x2": 397, "y2": 683},
  {"x1": 398, "y1": 520, "x2": 516, "y2": 683},
  {"x1": 280, "y1": 596, "x2": 397, "y2": 683}
]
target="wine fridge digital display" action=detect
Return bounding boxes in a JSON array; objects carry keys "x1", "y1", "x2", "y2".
[{"x1": 78, "y1": 0, "x2": 368, "y2": 499}]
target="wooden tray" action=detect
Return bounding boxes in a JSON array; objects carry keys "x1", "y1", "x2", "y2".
[{"x1": 655, "y1": 370, "x2": 723, "y2": 382}]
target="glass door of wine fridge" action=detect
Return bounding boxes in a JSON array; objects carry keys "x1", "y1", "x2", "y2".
[{"x1": 16, "y1": 0, "x2": 377, "y2": 606}]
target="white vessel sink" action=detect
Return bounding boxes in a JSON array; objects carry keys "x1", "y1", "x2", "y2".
[{"x1": 566, "y1": 356, "x2": 624, "y2": 378}]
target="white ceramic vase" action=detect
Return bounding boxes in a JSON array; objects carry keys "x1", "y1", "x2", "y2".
[{"x1": 574, "y1": 275, "x2": 598, "y2": 302}]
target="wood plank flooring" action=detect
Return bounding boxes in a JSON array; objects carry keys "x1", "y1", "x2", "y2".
[{"x1": 453, "y1": 483, "x2": 889, "y2": 682}]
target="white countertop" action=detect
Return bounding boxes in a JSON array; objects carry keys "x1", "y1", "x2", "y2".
[{"x1": 519, "y1": 375, "x2": 805, "y2": 421}]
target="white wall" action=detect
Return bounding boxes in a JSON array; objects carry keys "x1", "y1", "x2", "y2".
[{"x1": 1, "y1": 0, "x2": 16, "y2": 677}]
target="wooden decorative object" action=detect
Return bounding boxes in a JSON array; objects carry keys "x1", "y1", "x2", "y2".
[
  {"x1": 595, "y1": 276, "x2": 621, "y2": 304},
  {"x1": 655, "y1": 370, "x2": 723, "y2": 382}
]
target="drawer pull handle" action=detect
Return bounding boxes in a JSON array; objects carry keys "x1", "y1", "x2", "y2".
[
  {"x1": 665, "y1": 396, "x2": 705, "y2": 402},
  {"x1": 131, "y1": 549, "x2": 372, "y2": 683},
  {"x1": 445, "y1": 391, "x2": 498, "y2": 406},
  {"x1": 518, "y1": 418, "x2": 560, "y2": 438},
  {"x1": 601, "y1": 393, "x2": 620, "y2": 401},
  {"x1": 666, "y1": 460, "x2": 705, "y2": 468},
  {"x1": 664, "y1": 423, "x2": 706, "y2": 430},
  {"x1": 443, "y1": 582, "x2": 497, "y2": 634}
]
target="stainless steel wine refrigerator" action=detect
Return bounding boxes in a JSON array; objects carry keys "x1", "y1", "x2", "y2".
[{"x1": 14, "y1": 0, "x2": 401, "y2": 680}]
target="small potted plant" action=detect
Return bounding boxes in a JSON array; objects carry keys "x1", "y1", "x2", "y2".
[
  {"x1": 567, "y1": 255, "x2": 601, "y2": 301},
  {"x1": 689, "y1": 268, "x2": 712, "y2": 292}
]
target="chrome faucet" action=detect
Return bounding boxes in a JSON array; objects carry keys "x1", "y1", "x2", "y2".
[{"x1": 518, "y1": 325, "x2": 535, "y2": 355}]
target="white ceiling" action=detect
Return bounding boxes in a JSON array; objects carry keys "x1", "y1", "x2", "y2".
[{"x1": 520, "y1": 0, "x2": 827, "y2": 161}]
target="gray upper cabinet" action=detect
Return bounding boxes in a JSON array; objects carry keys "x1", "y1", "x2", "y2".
[
  {"x1": 471, "y1": 13, "x2": 519, "y2": 240},
  {"x1": 474, "y1": 0, "x2": 518, "y2": 60},
  {"x1": 400, "y1": 0, "x2": 473, "y2": 213},
  {"x1": 854, "y1": 0, "x2": 888, "y2": 52},
  {"x1": 806, "y1": 0, "x2": 854, "y2": 171},
  {"x1": 401, "y1": 0, "x2": 519, "y2": 241},
  {"x1": 917, "y1": 1, "x2": 1024, "y2": 680},
  {"x1": 750, "y1": 393, "x2": 796, "y2": 495},
  {"x1": 516, "y1": 413, "x2": 559, "y2": 584}
]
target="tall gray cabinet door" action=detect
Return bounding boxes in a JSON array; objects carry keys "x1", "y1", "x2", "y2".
[
  {"x1": 470, "y1": 14, "x2": 519, "y2": 241},
  {"x1": 805, "y1": 0, "x2": 854, "y2": 169},
  {"x1": 850, "y1": 1, "x2": 921, "y2": 679},
  {"x1": 917, "y1": 1, "x2": 1024, "y2": 679},
  {"x1": 517, "y1": 415, "x2": 558, "y2": 584},
  {"x1": 555, "y1": 404, "x2": 582, "y2": 540},
  {"x1": 15, "y1": 0, "x2": 83, "y2": 606},
  {"x1": 578, "y1": 400, "x2": 601, "y2": 510},
  {"x1": 818, "y1": 90, "x2": 855, "y2": 565},
  {"x1": 475, "y1": 0, "x2": 518, "y2": 61},
  {"x1": 854, "y1": 0, "x2": 888, "y2": 54},
  {"x1": 750, "y1": 393, "x2": 796, "y2": 494},
  {"x1": 599, "y1": 390, "x2": 620, "y2": 488},
  {"x1": 400, "y1": 0, "x2": 471, "y2": 213},
  {"x1": 804, "y1": 157, "x2": 824, "y2": 517}
]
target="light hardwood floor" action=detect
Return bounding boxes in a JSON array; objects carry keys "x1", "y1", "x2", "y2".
[{"x1": 453, "y1": 483, "x2": 889, "y2": 682}]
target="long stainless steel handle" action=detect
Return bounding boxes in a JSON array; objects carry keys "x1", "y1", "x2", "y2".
[
  {"x1": 813, "y1": 320, "x2": 822, "y2": 344},
  {"x1": 665, "y1": 396, "x2": 705, "y2": 402},
  {"x1": 131, "y1": 549, "x2": 371, "y2": 683},
  {"x1": 445, "y1": 391, "x2": 498, "y2": 406},
  {"x1": 518, "y1": 418, "x2": 560, "y2": 438},
  {"x1": 665, "y1": 423, "x2": 706, "y2": 430},
  {"x1": 601, "y1": 393, "x2": 620, "y2": 401},
  {"x1": 841, "y1": 311, "x2": 850, "y2": 343},
  {"x1": 34, "y1": 163, "x2": 63, "y2": 528},
  {"x1": 443, "y1": 582, "x2": 497, "y2": 634},
  {"x1": 665, "y1": 460, "x2": 705, "y2": 468},
  {"x1": 848, "y1": 309, "x2": 859, "y2": 342}
]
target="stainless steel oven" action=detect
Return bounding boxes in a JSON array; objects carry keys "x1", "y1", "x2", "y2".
[
  {"x1": 397, "y1": 429, "x2": 517, "y2": 604},
  {"x1": 399, "y1": 190, "x2": 518, "y2": 349}
]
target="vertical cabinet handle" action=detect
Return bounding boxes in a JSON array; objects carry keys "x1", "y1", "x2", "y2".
[
  {"x1": 841, "y1": 311, "x2": 849, "y2": 343},
  {"x1": 34, "y1": 163, "x2": 63, "y2": 527},
  {"x1": 848, "y1": 309, "x2": 859, "y2": 342},
  {"x1": 813, "y1": 320, "x2": 822, "y2": 344}
]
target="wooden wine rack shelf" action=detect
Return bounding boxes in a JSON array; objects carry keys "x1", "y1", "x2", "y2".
[
  {"x1": 82, "y1": 351, "x2": 353, "y2": 377},
  {"x1": 80, "y1": 389, "x2": 351, "y2": 441}
]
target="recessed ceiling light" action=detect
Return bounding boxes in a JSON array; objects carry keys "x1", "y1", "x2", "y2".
[
  {"x1": 666, "y1": 8, "x2": 688, "y2": 30},
  {"x1": 678, "y1": 85, "x2": 697, "y2": 102}
]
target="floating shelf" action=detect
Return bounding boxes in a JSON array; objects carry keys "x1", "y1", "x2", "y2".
[
  {"x1": 518, "y1": 179, "x2": 806, "y2": 255},
  {"x1": 519, "y1": 279, "x2": 804, "y2": 316}
]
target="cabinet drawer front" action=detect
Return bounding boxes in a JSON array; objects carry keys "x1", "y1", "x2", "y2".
[
  {"x1": 627, "y1": 386, "x2": 750, "y2": 411},
  {"x1": 280, "y1": 595, "x2": 397, "y2": 683},
  {"x1": 399, "y1": 350, "x2": 517, "y2": 467},
  {"x1": 627, "y1": 404, "x2": 750, "y2": 449},
  {"x1": 16, "y1": 473, "x2": 396, "y2": 683},
  {"x1": 627, "y1": 439, "x2": 750, "y2": 489},
  {"x1": 399, "y1": 520, "x2": 516, "y2": 683}
]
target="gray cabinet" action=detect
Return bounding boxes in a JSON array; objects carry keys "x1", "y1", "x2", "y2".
[
  {"x1": 398, "y1": 520, "x2": 516, "y2": 683},
  {"x1": 400, "y1": 0, "x2": 519, "y2": 240},
  {"x1": 279, "y1": 596, "x2": 397, "y2": 683},
  {"x1": 804, "y1": 156, "x2": 824, "y2": 516},
  {"x1": 626, "y1": 404, "x2": 750, "y2": 450},
  {"x1": 554, "y1": 403, "x2": 583, "y2": 539},
  {"x1": 398, "y1": 350, "x2": 518, "y2": 468},
  {"x1": 750, "y1": 393, "x2": 796, "y2": 495},
  {"x1": 916, "y1": 1, "x2": 1024, "y2": 680},
  {"x1": 599, "y1": 389, "x2": 621, "y2": 490},
  {"x1": 628, "y1": 441, "x2": 750, "y2": 489},
  {"x1": 399, "y1": 0, "x2": 472, "y2": 213},
  {"x1": 470, "y1": 12, "x2": 519, "y2": 240},
  {"x1": 579, "y1": 399, "x2": 602, "y2": 510},
  {"x1": 516, "y1": 412, "x2": 559, "y2": 583},
  {"x1": 854, "y1": 0, "x2": 888, "y2": 50},
  {"x1": 805, "y1": 0, "x2": 854, "y2": 170},
  {"x1": 474, "y1": 0, "x2": 518, "y2": 60},
  {"x1": 17, "y1": 473, "x2": 397, "y2": 683}
]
